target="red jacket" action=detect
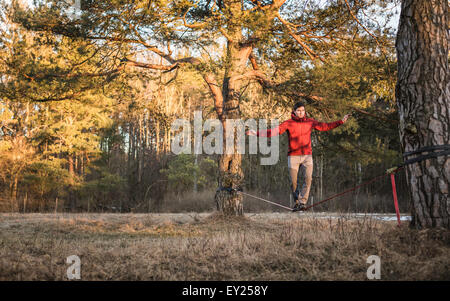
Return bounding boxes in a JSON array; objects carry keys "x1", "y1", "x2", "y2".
[{"x1": 256, "y1": 112, "x2": 344, "y2": 156}]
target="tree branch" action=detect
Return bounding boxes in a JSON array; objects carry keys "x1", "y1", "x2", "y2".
[
  {"x1": 124, "y1": 58, "x2": 178, "y2": 71},
  {"x1": 182, "y1": 6, "x2": 208, "y2": 29},
  {"x1": 22, "y1": 65, "x2": 126, "y2": 81},
  {"x1": 276, "y1": 12, "x2": 325, "y2": 63},
  {"x1": 249, "y1": 0, "x2": 288, "y2": 11},
  {"x1": 27, "y1": 92, "x2": 83, "y2": 103},
  {"x1": 249, "y1": 53, "x2": 259, "y2": 70},
  {"x1": 203, "y1": 74, "x2": 224, "y2": 121},
  {"x1": 343, "y1": 0, "x2": 383, "y2": 50}
]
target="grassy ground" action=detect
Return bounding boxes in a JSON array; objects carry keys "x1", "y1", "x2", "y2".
[{"x1": 0, "y1": 212, "x2": 449, "y2": 280}]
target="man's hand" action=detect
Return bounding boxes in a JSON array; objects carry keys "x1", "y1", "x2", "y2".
[
  {"x1": 342, "y1": 114, "x2": 350, "y2": 123},
  {"x1": 246, "y1": 129, "x2": 257, "y2": 136}
]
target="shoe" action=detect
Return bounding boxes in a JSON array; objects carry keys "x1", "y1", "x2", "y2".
[
  {"x1": 292, "y1": 203, "x2": 307, "y2": 212},
  {"x1": 298, "y1": 203, "x2": 307, "y2": 211}
]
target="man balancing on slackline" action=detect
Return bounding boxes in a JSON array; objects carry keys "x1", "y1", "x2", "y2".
[{"x1": 246, "y1": 101, "x2": 350, "y2": 212}]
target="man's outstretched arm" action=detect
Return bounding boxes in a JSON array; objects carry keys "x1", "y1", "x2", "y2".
[
  {"x1": 313, "y1": 114, "x2": 350, "y2": 131},
  {"x1": 246, "y1": 120, "x2": 289, "y2": 137}
]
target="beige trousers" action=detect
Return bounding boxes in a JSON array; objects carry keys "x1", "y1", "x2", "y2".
[{"x1": 288, "y1": 155, "x2": 313, "y2": 204}]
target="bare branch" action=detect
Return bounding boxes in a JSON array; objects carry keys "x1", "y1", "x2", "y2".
[
  {"x1": 125, "y1": 58, "x2": 177, "y2": 71},
  {"x1": 343, "y1": 0, "x2": 389, "y2": 57},
  {"x1": 231, "y1": 70, "x2": 271, "y2": 87},
  {"x1": 351, "y1": 108, "x2": 398, "y2": 124},
  {"x1": 276, "y1": 12, "x2": 325, "y2": 63},
  {"x1": 203, "y1": 74, "x2": 224, "y2": 120}
]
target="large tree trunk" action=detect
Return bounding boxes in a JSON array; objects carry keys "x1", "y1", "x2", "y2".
[
  {"x1": 211, "y1": 1, "x2": 253, "y2": 216},
  {"x1": 395, "y1": 0, "x2": 449, "y2": 228},
  {"x1": 214, "y1": 62, "x2": 245, "y2": 215}
]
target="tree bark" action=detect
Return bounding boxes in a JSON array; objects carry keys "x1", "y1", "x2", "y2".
[{"x1": 395, "y1": 0, "x2": 449, "y2": 228}]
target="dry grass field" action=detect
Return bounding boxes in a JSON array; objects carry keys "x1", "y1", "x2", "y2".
[{"x1": 0, "y1": 212, "x2": 449, "y2": 280}]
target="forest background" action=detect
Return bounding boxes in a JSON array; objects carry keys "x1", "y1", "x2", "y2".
[{"x1": 0, "y1": 0, "x2": 407, "y2": 214}]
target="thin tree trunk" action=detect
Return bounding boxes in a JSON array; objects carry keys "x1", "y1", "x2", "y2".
[
  {"x1": 128, "y1": 123, "x2": 132, "y2": 171},
  {"x1": 354, "y1": 162, "x2": 362, "y2": 211},
  {"x1": 132, "y1": 122, "x2": 136, "y2": 161},
  {"x1": 75, "y1": 155, "x2": 78, "y2": 175},
  {"x1": 167, "y1": 129, "x2": 171, "y2": 153},
  {"x1": 138, "y1": 115, "x2": 143, "y2": 183},
  {"x1": 68, "y1": 154, "x2": 75, "y2": 210},
  {"x1": 81, "y1": 153, "x2": 84, "y2": 178},
  {"x1": 193, "y1": 154, "x2": 198, "y2": 193},
  {"x1": 163, "y1": 126, "x2": 167, "y2": 153},
  {"x1": 11, "y1": 176, "x2": 18, "y2": 211},
  {"x1": 319, "y1": 154, "x2": 323, "y2": 202},
  {"x1": 396, "y1": 0, "x2": 449, "y2": 228},
  {"x1": 164, "y1": 127, "x2": 170, "y2": 153},
  {"x1": 144, "y1": 114, "x2": 148, "y2": 150},
  {"x1": 68, "y1": 155, "x2": 74, "y2": 178},
  {"x1": 156, "y1": 120, "x2": 160, "y2": 156},
  {"x1": 23, "y1": 192, "x2": 27, "y2": 213}
]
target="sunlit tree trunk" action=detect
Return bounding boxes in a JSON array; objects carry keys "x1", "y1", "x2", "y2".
[{"x1": 396, "y1": 0, "x2": 449, "y2": 228}]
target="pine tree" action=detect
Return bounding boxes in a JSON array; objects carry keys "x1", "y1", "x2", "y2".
[{"x1": 396, "y1": 0, "x2": 449, "y2": 228}]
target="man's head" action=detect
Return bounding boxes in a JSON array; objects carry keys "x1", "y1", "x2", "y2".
[{"x1": 293, "y1": 101, "x2": 306, "y2": 118}]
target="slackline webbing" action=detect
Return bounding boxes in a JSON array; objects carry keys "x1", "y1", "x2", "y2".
[{"x1": 224, "y1": 144, "x2": 449, "y2": 212}]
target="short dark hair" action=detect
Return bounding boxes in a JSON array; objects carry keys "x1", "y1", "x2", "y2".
[{"x1": 293, "y1": 101, "x2": 305, "y2": 111}]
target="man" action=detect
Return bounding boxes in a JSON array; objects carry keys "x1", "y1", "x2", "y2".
[{"x1": 247, "y1": 101, "x2": 350, "y2": 212}]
